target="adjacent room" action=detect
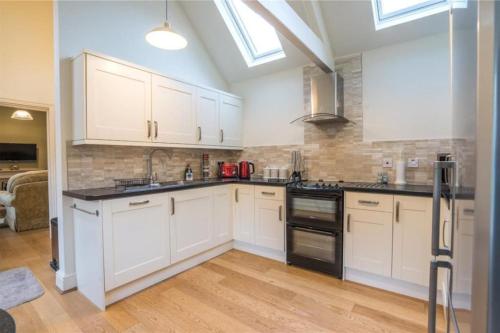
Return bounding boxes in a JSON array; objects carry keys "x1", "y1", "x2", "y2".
[{"x1": 0, "y1": 1, "x2": 498, "y2": 333}]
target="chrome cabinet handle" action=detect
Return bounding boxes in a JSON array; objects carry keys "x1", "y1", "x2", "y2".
[
  {"x1": 171, "y1": 197, "x2": 175, "y2": 215},
  {"x1": 70, "y1": 203, "x2": 99, "y2": 216},
  {"x1": 154, "y1": 121, "x2": 158, "y2": 139},
  {"x1": 279, "y1": 205, "x2": 282, "y2": 221},
  {"x1": 147, "y1": 120, "x2": 152, "y2": 138},
  {"x1": 261, "y1": 191, "x2": 276, "y2": 196},
  {"x1": 220, "y1": 129, "x2": 224, "y2": 143},
  {"x1": 457, "y1": 209, "x2": 459, "y2": 230},
  {"x1": 347, "y1": 214, "x2": 351, "y2": 232},
  {"x1": 442, "y1": 219, "x2": 449, "y2": 248},
  {"x1": 129, "y1": 200, "x2": 150, "y2": 206},
  {"x1": 197, "y1": 126, "x2": 202, "y2": 142},
  {"x1": 463, "y1": 208, "x2": 474, "y2": 215},
  {"x1": 396, "y1": 201, "x2": 400, "y2": 223},
  {"x1": 358, "y1": 200, "x2": 379, "y2": 205},
  {"x1": 235, "y1": 188, "x2": 239, "y2": 202}
]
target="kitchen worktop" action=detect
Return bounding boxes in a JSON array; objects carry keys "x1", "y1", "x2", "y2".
[
  {"x1": 63, "y1": 178, "x2": 289, "y2": 201},
  {"x1": 339, "y1": 182, "x2": 474, "y2": 199}
]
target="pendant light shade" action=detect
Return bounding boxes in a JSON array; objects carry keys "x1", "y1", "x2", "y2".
[
  {"x1": 11, "y1": 110, "x2": 33, "y2": 121},
  {"x1": 146, "y1": 22, "x2": 187, "y2": 50},
  {"x1": 146, "y1": 0, "x2": 187, "y2": 50}
]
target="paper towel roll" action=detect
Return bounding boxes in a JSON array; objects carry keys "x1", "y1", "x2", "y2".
[{"x1": 395, "y1": 160, "x2": 406, "y2": 185}]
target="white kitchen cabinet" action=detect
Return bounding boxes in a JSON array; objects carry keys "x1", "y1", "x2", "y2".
[
  {"x1": 454, "y1": 200, "x2": 474, "y2": 294},
  {"x1": 233, "y1": 185, "x2": 255, "y2": 243},
  {"x1": 220, "y1": 94, "x2": 243, "y2": 147},
  {"x1": 212, "y1": 185, "x2": 233, "y2": 246},
  {"x1": 344, "y1": 208, "x2": 393, "y2": 277},
  {"x1": 169, "y1": 188, "x2": 213, "y2": 264},
  {"x1": 102, "y1": 194, "x2": 170, "y2": 291},
  {"x1": 392, "y1": 195, "x2": 433, "y2": 286},
  {"x1": 78, "y1": 53, "x2": 152, "y2": 142},
  {"x1": 255, "y1": 198, "x2": 285, "y2": 251},
  {"x1": 196, "y1": 88, "x2": 221, "y2": 146},
  {"x1": 152, "y1": 74, "x2": 197, "y2": 144}
]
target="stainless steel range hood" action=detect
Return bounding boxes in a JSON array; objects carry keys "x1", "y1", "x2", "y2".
[{"x1": 291, "y1": 71, "x2": 348, "y2": 124}]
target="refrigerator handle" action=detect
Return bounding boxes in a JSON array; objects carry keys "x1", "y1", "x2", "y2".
[{"x1": 428, "y1": 260, "x2": 453, "y2": 333}]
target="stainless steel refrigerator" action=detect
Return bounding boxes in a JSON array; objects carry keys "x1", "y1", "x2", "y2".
[{"x1": 428, "y1": 1, "x2": 499, "y2": 332}]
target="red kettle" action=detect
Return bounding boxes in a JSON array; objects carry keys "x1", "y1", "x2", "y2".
[{"x1": 239, "y1": 161, "x2": 255, "y2": 179}]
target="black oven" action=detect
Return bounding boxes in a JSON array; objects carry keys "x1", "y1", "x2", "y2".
[{"x1": 286, "y1": 183, "x2": 344, "y2": 278}]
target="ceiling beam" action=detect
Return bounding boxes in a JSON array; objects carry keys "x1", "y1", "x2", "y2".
[{"x1": 243, "y1": 0, "x2": 335, "y2": 72}]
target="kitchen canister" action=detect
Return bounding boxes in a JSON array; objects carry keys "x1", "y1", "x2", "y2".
[
  {"x1": 263, "y1": 167, "x2": 271, "y2": 180},
  {"x1": 270, "y1": 167, "x2": 279, "y2": 179},
  {"x1": 278, "y1": 167, "x2": 289, "y2": 180}
]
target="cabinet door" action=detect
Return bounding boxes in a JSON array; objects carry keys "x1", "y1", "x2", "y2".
[
  {"x1": 255, "y1": 198, "x2": 285, "y2": 251},
  {"x1": 196, "y1": 88, "x2": 220, "y2": 146},
  {"x1": 152, "y1": 74, "x2": 196, "y2": 144},
  {"x1": 454, "y1": 201, "x2": 474, "y2": 294},
  {"x1": 220, "y1": 94, "x2": 243, "y2": 147},
  {"x1": 86, "y1": 54, "x2": 151, "y2": 142},
  {"x1": 392, "y1": 196, "x2": 433, "y2": 286},
  {"x1": 233, "y1": 185, "x2": 255, "y2": 243},
  {"x1": 344, "y1": 208, "x2": 393, "y2": 277},
  {"x1": 213, "y1": 185, "x2": 233, "y2": 245},
  {"x1": 103, "y1": 195, "x2": 170, "y2": 291},
  {"x1": 170, "y1": 189, "x2": 213, "y2": 264}
]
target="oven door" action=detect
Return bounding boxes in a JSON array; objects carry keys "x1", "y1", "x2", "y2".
[
  {"x1": 286, "y1": 225, "x2": 343, "y2": 278},
  {"x1": 287, "y1": 190, "x2": 342, "y2": 230}
]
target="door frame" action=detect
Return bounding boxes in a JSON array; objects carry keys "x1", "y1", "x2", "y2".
[{"x1": 0, "y1": 98, "x2": 57, "y2": 219}]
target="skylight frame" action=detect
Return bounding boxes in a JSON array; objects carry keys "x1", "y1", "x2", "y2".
[
  {"x1": 371, "y1": 0, "x2": 451, "y2": 30},
  {"x1": 214, "y1": 0, "x2": 286, "y2": 67}
]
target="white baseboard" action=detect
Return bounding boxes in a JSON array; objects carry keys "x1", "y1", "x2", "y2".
[
  {"x1": 233, "y1": 240, "x2": 286, "y2": 263},
  {"x1": 56, "y1": 270, "x2": 77, "y2": 292},
  {"x1": 105, "y1": 242, "x2": 233, "y2": 307}
]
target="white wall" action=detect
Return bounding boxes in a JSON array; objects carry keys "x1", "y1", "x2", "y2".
[
  {"x1": 362, "y1": 33, "x2": 451, "y2": 141},
  {"x1": 231, "y1": 67, "x2": 305, "y2": 147},
  {"x1": 0, "y1": 1, "x2": 54, "y2": 104}
]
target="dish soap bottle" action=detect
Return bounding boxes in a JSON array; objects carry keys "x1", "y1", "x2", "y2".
[{"x1": 185, "y1": 164, "x2": 193, "y2": 181}]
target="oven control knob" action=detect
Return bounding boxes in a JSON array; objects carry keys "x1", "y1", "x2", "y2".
[
  {"x1": 315, "y1": 183, "x2": 320, "y2": 188},
  {"x1": 327, "y1": 183, "x2": 332, "y2": 188}
]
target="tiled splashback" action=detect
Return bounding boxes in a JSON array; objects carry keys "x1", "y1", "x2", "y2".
[{"x1": 66, "y1": 55, "x2": 475, "y2": 190}]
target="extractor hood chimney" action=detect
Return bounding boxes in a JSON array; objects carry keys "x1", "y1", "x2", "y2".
[{"x1": 291, "y1": 71, "x2": 348, "y2": 124}]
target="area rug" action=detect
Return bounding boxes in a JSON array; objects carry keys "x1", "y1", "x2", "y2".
[{"x1": 0, "y1": 267, "x2": 44, "y2": 310}]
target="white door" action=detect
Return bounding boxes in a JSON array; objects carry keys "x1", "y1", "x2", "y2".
[
  {"x1": 255, "y1": 198, "x2": 284, "y2": 251},
  {"x1": 219, "y1": 94, "x2": 243, "y2": 147},
  {"x1": 170, "y1": 188, "x2": 213, "y2": 264},
  {"x1": 152, "y1": 74, "x2": 196, "y2": 144},
  {"x1": 344, "y1": 208, "x2": 393, "y2": 277},
  {"x1": 233, "y1": 185, "x2": 255, "y2": 243},
  {"x1": 213, "y1": 185, "x2": 233, "y2": 246},
  {"x1": 454, "y1": 201, "x2": 474, "y2": 294},
  {"x1": 196, "y1": 88, "x2": 220, "y2": 146},
  {"x1": 392, "y1": 196, "x2": 433, "y2": 286},
  {"x1": 86, "y1": 54, "x2": 151, "y2": 142},
  {"x1": 102, "y1": 194, "x2": 170, "y2": 291}
]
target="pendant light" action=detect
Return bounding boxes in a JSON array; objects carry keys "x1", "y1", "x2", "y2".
[
  {"x1": 146, "y1": 0, "x2": 187, "y2": 50},
  {"x1": 11, "y1": 110, "x2": 33, "y2": 121}
]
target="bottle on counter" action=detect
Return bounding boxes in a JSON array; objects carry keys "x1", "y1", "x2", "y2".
[{"x1": 185, "y1": 164, "x2": 193, "y2": 181}]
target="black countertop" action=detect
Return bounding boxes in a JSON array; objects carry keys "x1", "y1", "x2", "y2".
[
  {"x1": 63, "y1": 178, "x2": 475, "y2": 201},
  {"x1": 63, "y1": 178, "x2": 288, "y2": 201}
]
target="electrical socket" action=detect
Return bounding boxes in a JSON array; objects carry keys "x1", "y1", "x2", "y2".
[
  {"x1": 383, "y1": 158, "x2": 393, "y2": 168},
  {"x1": 407, "y1": 158, "x2": 419, "y2": 168}
]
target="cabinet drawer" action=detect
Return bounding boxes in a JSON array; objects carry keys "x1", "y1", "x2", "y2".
[
  {"x1": 345, "y1": 192, "x2": 393, "y2": 212},
  {"x1": 110, "y1": 194, "x2": 167, "y2": 213},
  {"x1": 254, "y1": 186, "x2": 284, "y2": 201}
]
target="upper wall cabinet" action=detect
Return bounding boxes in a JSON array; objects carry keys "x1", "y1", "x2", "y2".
[{"x1": 72, "y1": 51, "x2": 243, "y2": 150}]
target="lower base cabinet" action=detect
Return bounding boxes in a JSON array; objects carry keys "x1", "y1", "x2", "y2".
[
  {"x1": 102, "y1": 194, "x2": 170, "y2": 291},
  {"x1": 213, "y1": 185, "x2": 233, "y2": 245},
  {"x1": 255, "y1": 198, "x2": 285, "y2": 251},
  {"x1": 233, "y1": 185, "x2": 255, "y2": 243}
]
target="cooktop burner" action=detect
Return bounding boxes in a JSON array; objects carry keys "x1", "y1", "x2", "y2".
[{"x1": 287, "y1": 180, "x2": 342, "y2": 192}]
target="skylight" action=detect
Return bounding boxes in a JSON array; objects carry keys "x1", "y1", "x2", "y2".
[
  {"x1": 371, "y1": 0, "x2": 451, "y2": 30},
  {"x1": 215, "y1": 0, "x2": 286, "y2": 67}
]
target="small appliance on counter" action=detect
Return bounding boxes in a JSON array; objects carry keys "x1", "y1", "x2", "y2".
[
  {"x1": 217, "y1": 161, "x2": 239, "y2": 178},
  {"x1": 238, "y1": 161, "x2": 255, "y2": 179},
  {"x1": 201, "y1": 153, "x2": 210, "y2": 180},
  {"x1": 184, "y1": 164, "x2": 193, "y2": 181}
]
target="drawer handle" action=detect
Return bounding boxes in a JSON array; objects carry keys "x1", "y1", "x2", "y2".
[
  {"x1": 463, "y1": 208, "x2": 474, "y2": 215},
  {"x1": 347, "y1": 214, "x2": 351, "y2": 232},
  {"x1": 261, "y1": 191, "x2": 276, "y2": 196},
  {"x1": 70, "y1": 203, "x2": 99, "y2": 216},
  {"x1": 129, "y1": 200, "x2": 150, "y2": 206},
  {"x1": 395, "y1": 201, "x2": 400, "y2": 223},
  {"x1": 279, "y1": 205, "x2": 282, "y2": 221},
  {"x1": 358, "y1": 200, "x2": 380, "y2": 206},
  {"x1": 171, "y1": 197, "x2": 175, "y2": 215},
  {"x1": 235, "y1": 188, "x2": 239, "y2": 203}
]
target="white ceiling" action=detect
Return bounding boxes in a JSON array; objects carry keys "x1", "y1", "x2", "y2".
[{"x1": 180, "y1": 0, "x2": 449, "y2": 83}]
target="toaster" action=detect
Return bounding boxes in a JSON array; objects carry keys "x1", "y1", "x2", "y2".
[{"x1": 218, "y1": 162, "x2": 239, "y2": 178}]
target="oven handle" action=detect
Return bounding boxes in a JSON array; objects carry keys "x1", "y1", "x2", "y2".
[
  {"x1": 292, "y1": 226, "x2": 335, "y2": 236},
  {"x1": 287, "y1": 191, "x2": 343, "y2": 200}
]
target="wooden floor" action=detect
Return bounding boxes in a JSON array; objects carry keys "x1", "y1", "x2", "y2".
[{"x1": 0, "y1": 227, "x2": 444, "y2": 332}]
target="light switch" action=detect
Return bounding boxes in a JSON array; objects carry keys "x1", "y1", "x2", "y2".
[
  {"x1": 408, "y1": 158, "x2": 419, "y2": 168},
  {"x1": 383, "y1": 158, "x2": 393, "y2": 168}
]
